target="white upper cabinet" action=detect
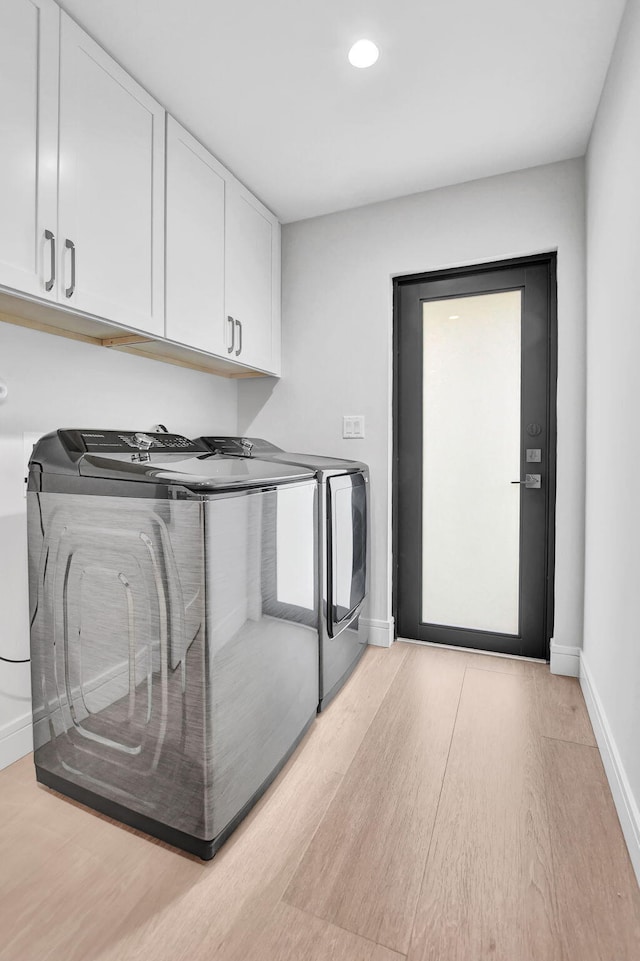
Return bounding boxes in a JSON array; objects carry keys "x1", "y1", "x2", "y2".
[
  {"x1": 225, "y1": 180, "x2": 281, "y2": 374},
  {"x1": 165, "y1": 118, "x2": 228, "y2": 355},
  {"x1": 166, "y1": 118, "x2": 281, "y2": 374},
  {"x1": 0, "y1": 0, "x2": 59, "y2": 300},
  {"x1": 57, "y1": 14, "x2": 165, "y2": 334},
  {"x1": 0, "y1": 2, "x2": 281, "y2": 375}
]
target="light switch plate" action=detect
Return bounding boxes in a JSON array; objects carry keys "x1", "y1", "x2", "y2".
[{"x1": 343, "y1": 415, "x2": 365, "y2": 439}]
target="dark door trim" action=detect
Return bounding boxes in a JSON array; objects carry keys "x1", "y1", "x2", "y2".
[{"x1": 392, "y1": 253, "x2": 557, "y2": 659}]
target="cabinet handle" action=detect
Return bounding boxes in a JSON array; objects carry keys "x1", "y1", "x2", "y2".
[
  {"x1": 227, "y1": 316, "x2": 235, "y2": 354},
  {"x1": 235, "y1": 318, "x2": 242, "y2": 357},
  {"x1": 65, "y1": 239, "x2": 76, "y2": 298},
  {"x1": 44, "y1": 229, "x2": 55, "y2": 292}
]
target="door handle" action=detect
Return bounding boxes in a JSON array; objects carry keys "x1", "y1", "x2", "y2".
[
  {"x1": 227, "y1": 316, "x2": 235, "y2": 354},
  {"x1": 65, "y1": 239, "x2": 76, "y2": 298},
  {"x1": 44, "y1": 229, "x2": 55, "y2": 292},
  {"x1": 511, "y1": 474, "x2": 541, "y2": 489},
  {"x1": 235, "y1": 318, "x2": 242, "y2": 357}
]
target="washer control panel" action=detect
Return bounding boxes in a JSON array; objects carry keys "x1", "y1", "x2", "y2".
[{"x1": 67, "y1": 430, "x2": 204, "y2": 454}]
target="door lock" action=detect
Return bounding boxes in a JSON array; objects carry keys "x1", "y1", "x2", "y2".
[{"x1": 510, "y1": 474, "x2": 541, "y2": 489}]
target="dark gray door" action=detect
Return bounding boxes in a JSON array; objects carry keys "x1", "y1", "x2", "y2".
[{"x1": 393, "y1": 255, "x2": 556, "y2": 659}]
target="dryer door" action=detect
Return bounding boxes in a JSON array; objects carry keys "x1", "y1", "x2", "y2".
[{"x1": 327, "y1": 471, "x2": 367, "y2": 637}]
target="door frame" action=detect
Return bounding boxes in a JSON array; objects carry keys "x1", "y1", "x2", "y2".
[{"x1": 392, "y1": 253, "x2": 558, "y2": 659}]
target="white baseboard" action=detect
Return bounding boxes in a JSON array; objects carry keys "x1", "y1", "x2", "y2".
[
  {"x1": 580, "y1": 654, "x2": 640, "y2": 886},
  {"x1": 0, "y1": 711, "x2": 33, "y2": 771},
  {"x1": 363, "y1": 617, "x2": 394, "y2": 648},
  {"x1": 550, "y1": 641, "x2": 581, "y2": 676}
]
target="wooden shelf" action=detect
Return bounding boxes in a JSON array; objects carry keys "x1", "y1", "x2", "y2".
[{"x1": 0, "y1": 288, "x2": 275, "y2": 379}]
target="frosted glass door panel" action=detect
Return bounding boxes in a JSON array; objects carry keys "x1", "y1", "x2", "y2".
[{"x1": 422, "y1": 291, "x2": 521, "y2": 633}]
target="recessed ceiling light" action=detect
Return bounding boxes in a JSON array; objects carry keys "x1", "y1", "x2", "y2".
[
  {"x1": 348, "y1": 39, "x2": 379, "y2": 69},
  {"x1": 449, "y1": 314, "x2": 460, "y2": 320}
]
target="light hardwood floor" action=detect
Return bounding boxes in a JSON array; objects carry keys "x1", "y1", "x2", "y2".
[{"x1": 0, "y1": 642, "x2": 639, "y2": 961}]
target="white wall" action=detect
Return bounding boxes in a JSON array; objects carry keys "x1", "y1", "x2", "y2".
[
  {"x1": 239, "y1": 158, "x2": 586, "y2": 652},
  {"x1": 0, "y1": 321, "x2": 237, "y2": 767},
  {"x1": 583, "y1": 0, "x2": 640, "y2": 880}
]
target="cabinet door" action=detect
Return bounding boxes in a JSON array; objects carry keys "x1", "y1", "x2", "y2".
[
  {"x1": 225, "y1": 181, "x2": 277, "y2": 372},
  {"x1": 0, "y1": 0, "x2": 58, "y2": 300},
  {"x1": 58, "y1": 14, "x2": 164, "y2": 334},
  {"x1": 165, "y1": 117, "x2": 228, "y2": 355}
]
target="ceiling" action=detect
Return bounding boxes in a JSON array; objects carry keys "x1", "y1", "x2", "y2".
[{"x1": 58, "y1": 0, "x2": 627, "y2": 223}]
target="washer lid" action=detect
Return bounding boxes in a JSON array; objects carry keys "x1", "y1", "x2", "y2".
[
  {"x1": 79, "y1": 452, "x2": 315, "y2": 490},
  {"x1": 30, "y1": 430, "x2": 314, "y2": 492}
]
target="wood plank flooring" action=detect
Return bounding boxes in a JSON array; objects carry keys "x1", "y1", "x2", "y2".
[
  {"x1": 408, "y1": 669, "x2": 560, "y2": 961},
  {"x1": 0, "y1": 641, "x2": 638, "y2": 961},
  {"x1": 543, "y1": 737, "x2": 640, "y2": 960},
  {"x1": 534, "y1": 671, "x2": 598, "y2": 745},
  {"x1": 284, "y1": 647, "x2": 466, "y2": 952}
]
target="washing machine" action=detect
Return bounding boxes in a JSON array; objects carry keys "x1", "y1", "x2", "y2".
[
  {"x1": 198, "y1": 437, "x2": 369, "y2": 710},
  {"x1": 27, "y1": 429, "x2": 319, "y2": 859}
]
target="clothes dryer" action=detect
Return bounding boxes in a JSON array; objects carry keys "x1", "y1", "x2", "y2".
[{"x1": 198, "y1": 437, "x2": 369, "y2": 710}]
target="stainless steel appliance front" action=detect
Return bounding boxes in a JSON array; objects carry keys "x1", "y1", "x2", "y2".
[
  {"x1": 195, "y1": 437, "x2": 370, "y2": 710},
  {"x1": 28, "y1": 481, "x2": 318, "y2": 854}
]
